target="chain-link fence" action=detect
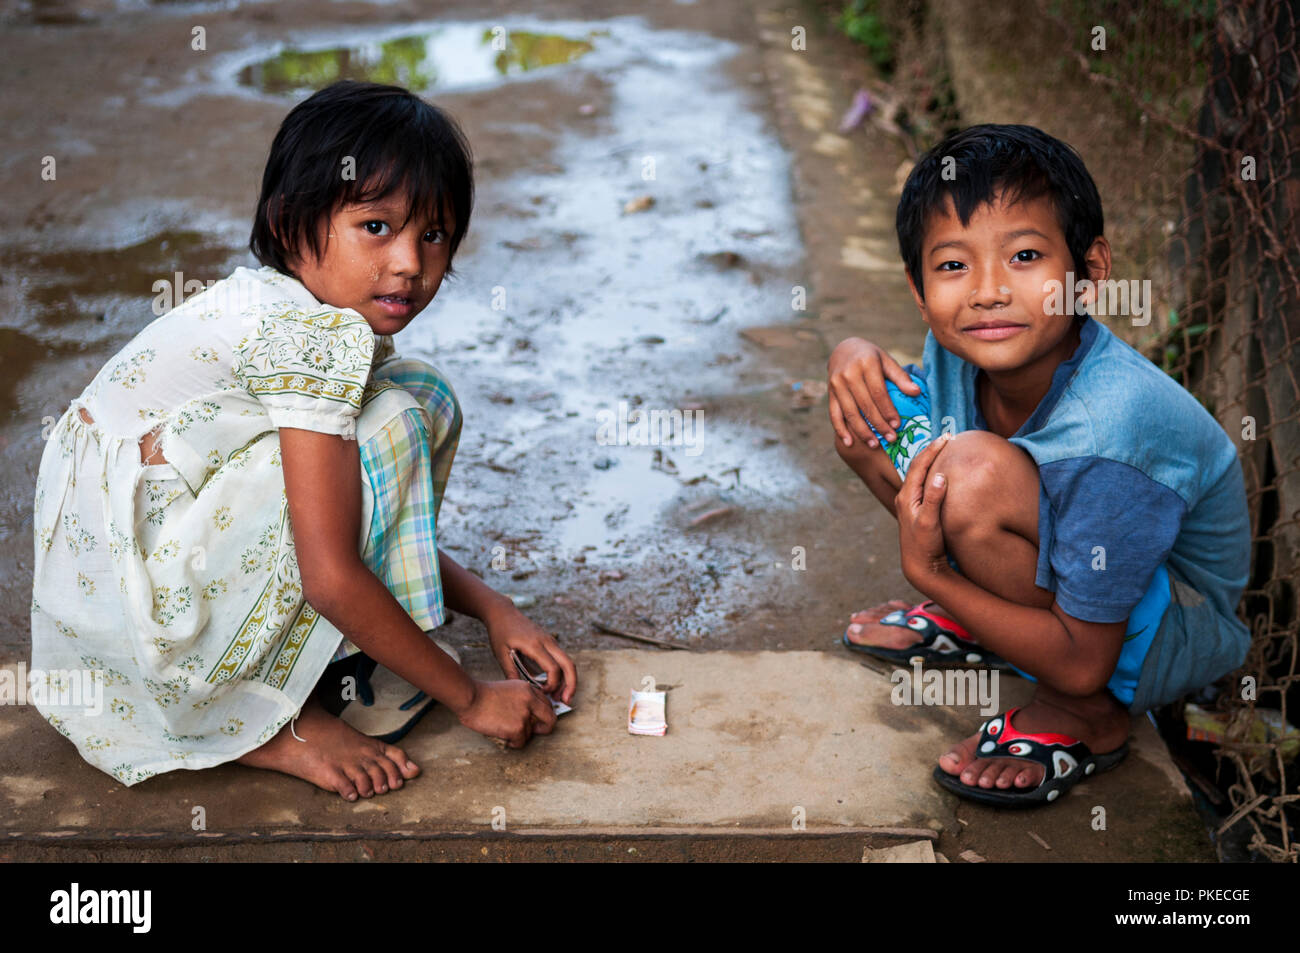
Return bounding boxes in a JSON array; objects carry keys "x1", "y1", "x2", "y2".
[{"x1": 844, "y1": 0, "x2": 1300, "y2": 860}]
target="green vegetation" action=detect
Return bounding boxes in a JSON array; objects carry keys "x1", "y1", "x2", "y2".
[
  {"x1": 484, "y1": 30, "x2": 593, "y2": 75},
  {"x1": 239, "y1": 36, "x2": 434, "y2": 94},
  {"x1": 837, "y1": 0, "x2": 894, "y2": 75},
  {"x1": 239, "y1": 30, "x2": 595, "y2": 95}
]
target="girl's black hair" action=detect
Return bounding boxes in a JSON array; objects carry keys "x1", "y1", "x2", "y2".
[
  {"x1": 896, "y1": 123, "x2": 1104, "y2": 298},
  {"x1": 250, "y1": 80, "x2": 474, "y2": 277}
]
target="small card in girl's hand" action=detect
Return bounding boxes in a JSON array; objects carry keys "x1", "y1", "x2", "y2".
[{"x1": 510, "y1": 648, "x2": 572, "y2": 715}]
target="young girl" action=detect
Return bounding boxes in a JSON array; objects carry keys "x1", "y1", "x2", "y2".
[{"x1": 30, "y1": 80, "x2": 576, "y2": 802}]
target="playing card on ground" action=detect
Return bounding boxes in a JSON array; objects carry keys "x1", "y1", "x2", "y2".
[{"x1": 628, "y1": 690, "x2": 667, "y2": 736}]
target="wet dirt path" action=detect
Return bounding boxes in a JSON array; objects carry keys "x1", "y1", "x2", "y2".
[
  {"x1": 0, "y1": 0, "x2": 1224, "y2": 867},
  {"x1": 0, "y1": 0, "x2": 923, "y2": 662}
]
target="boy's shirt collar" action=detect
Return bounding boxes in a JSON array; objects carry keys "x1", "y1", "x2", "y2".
[{"x1": 968, "y1": 313, "x2": 1098, "y2": 438}]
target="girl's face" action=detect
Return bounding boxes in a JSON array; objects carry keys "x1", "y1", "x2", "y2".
[{"x1": 286, "y1": 187, "x2": 453, "y2": 337}]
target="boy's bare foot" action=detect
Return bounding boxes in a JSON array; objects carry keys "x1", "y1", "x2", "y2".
[
  {"x1": 844, "y1": 599, "x2": 958, "y2": 649},
  {"x1": 237, "y1": 698, "x2": 421, "y2": 801},
  {"x1": 936, "y1": 690, "x2": 1130, "y2": 790}
]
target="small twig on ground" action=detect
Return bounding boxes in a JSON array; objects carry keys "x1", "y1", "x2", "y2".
[
  {"x1": 857, "y1": 659, "x2": 892, "y2": 678},
  {"x1": 688, "y1": 505, "x2": 735, "y2": 527},
  {"x1": 1169, "y1": 751, "x2": 1226, "y2": 806},
  {"x1": 1027, "y1": 830, "x2": 1052, "y2": 851},
  {"x1": 592, "y1": 620, "x2": 688, "y2": 651}
]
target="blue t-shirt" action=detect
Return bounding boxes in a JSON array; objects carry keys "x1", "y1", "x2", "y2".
[{"x1": 904, "y1": 313, "x2": 1251, "y2": 703}]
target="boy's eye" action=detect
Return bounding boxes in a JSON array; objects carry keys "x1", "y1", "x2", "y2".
[
  {"x1": 937, "y1": 260, "x2": 965, "y2": 271},
  {"x1": 1012, "y1": 249, "x2": 1042, "y2": 262},
  {"x1": 424, "y1": 229, "x2": 447, "y2": 244},
  {"x1": 363, "y1": 221, "x2": 390, "y2": 236}
]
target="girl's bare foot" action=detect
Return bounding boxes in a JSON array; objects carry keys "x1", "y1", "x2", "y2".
[
  {"x1": 844, "y1": 599, "x2": 957, "y2": 649},
  {"x1": 237, "y1": 698, "x2": 421, "y2": 801},
  {"x1": 936, "y1": 689, "x2": 1130, "y2": 790}
]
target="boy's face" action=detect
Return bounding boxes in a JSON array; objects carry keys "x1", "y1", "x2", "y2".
[
  {"x1": 286, "y1": 187, "x2": 453, "y2": 337},
  {"x1": 906, "y1": 191, "x2": 1106, "y2": 374}
]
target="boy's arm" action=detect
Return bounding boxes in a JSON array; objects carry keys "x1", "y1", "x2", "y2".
[
  {"x1": 895, "y1": 435, "x2": 1126, "y2": 696},
  {"x1": 907, "y1": 566, "x2": 1126, "y2": 696}
]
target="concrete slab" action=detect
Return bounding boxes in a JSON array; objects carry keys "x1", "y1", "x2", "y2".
[{"x1": 1, "y1": 650, "x2": 1214, "y2": 861}]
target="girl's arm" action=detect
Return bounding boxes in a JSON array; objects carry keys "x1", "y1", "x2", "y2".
[
  {"x1": 437, "y1": 550, "x2": 515, "y2": 625},
  {"x1": 438, "y1": 551, "x2": 578, "y2": 705},
  {"x1": 278, "y1": 427, "x2": 555, "y2": 746}
]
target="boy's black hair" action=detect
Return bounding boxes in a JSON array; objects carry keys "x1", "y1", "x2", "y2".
[
  {"x1": 250, "y1": 80, "x2": 474, "y2": 277},
  {"x1": 896, "y1": 124, "x2": 1103, "y2": 299}
]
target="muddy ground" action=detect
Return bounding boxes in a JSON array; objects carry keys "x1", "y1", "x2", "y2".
[
  {"x1": 1, "y1": 0, "x2": 917, "y2": 661},
  {"x1": 0, "y1": 0, "x2": 1226, "y2": 865}
]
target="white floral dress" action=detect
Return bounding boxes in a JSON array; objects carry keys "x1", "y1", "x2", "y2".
[{"x1": 30, "y1": 265, "x2": 461, "y2": 786}]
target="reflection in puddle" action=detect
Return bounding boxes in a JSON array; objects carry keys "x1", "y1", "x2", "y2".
[
  {"x1": 239, "y1": 27, "x2": 596, "y2": 95},
  {"x1": 0, "y1": 327, "x2": 86, "y2": 413},
  {"x1": 2, "y1": 231, "x2": 234, "y2": 325},
  {"x1": 558, "y1": 453, "x2": 683, "y2": 554}
]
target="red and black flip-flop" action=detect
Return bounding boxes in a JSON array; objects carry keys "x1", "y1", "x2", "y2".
[
  {"x1": 931, "y1": 706, "x2": 1130, "y2": 807},
  {"x1": 841, "y1": 601, "x2": 1012, "y2": 670}
]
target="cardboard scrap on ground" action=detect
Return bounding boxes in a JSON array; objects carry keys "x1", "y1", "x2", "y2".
[{"x1": 861, "y1": 840, "x2": 937, "y2": 863}]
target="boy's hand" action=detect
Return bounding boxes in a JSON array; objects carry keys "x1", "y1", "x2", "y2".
[
  {"x1": 484, "y1": 603, "x2": 578, "y2": 705},
  {"x1": 897, "y1": 432, "x2": 955, "y2": 585},
  {"x1": 457, "y1": 679, "x2": 556, "y2": 748},
  {"x1": 828, "y1": 337, "x2": 922, "y2": 448}
]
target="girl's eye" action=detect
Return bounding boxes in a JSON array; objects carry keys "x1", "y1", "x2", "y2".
[
  {"x1": 1013, "y1": 249, "x2": 1041, "y2": 262},
  {"x1": 363, "y1": 221, "x2": 390, "y2": 236},
  {"x1": 424, "y1": 229, "x2": 447, "y2": 244}
]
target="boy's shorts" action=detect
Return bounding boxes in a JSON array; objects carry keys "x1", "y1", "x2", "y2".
[
  {"x1": 860, "y1": 373, "x2": 937, "y2": 481},
  {"x1": 862, "y1": 372, "x2": 1174, "y2": 710}
]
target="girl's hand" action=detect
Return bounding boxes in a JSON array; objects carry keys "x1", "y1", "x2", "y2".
[
  {"x1": 897, "y1": 432, "x2": 955, "y2": 585},
  {"x1": 484, "y1": 603, "x2": 578, "y2": 705},
  {"x1": 457, "y1": 679, "x2": 556, "y2": 748}
]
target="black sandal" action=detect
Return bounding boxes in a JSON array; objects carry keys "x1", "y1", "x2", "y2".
[
  {"x1": 316, "y1": 645, "x2": 453, "y2": 744},
  {"x1": 931, "y1": 707, "x2": 1130, "y2": 807},
  {"x1": 841, "y1": 601, "x2": 1012, "y2": 670}
]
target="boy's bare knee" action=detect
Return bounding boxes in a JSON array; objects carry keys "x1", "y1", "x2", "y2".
[{"x1": 936, "y1": 431, "x2": 1040, "y2": 534}]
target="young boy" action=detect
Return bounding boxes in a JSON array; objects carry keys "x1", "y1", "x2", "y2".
[{"x1": 828, "y1": 124, "x2": 1251, "y2": 805}]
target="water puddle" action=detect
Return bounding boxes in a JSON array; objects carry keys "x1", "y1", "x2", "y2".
[
  {"x1": 238, "y1": 27, "x2": 597, "y2": 95},
  {"x1": 3, "y1": 12, "x2": 820, "y2": 647},
  {"x1": 1, "y1": 231, "x2": 235, "y2": 327},
  {"x1": 376, "y1": 20, "x2": 814, "y2": 563}
]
